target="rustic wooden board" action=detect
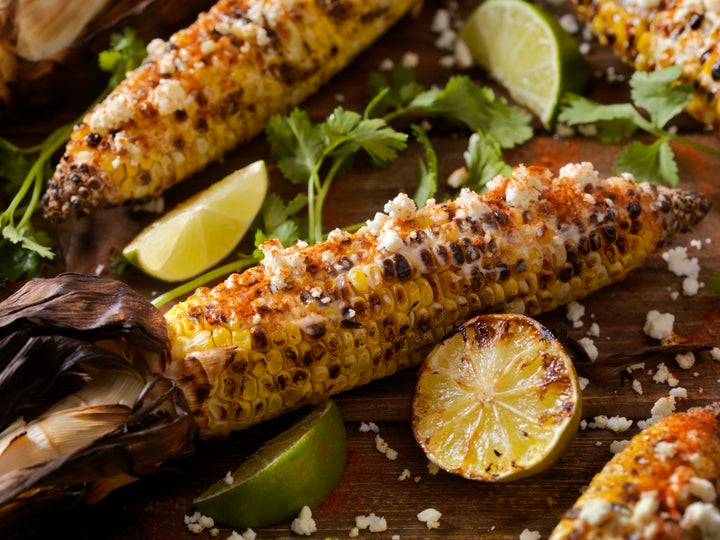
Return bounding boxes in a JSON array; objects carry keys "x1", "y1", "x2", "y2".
[{"x1": 1, "y1": 1, "x2": 719, "y2": 539}]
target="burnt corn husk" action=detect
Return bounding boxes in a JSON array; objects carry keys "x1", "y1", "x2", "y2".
[
  {"x1": 0, "y1": 274, "x2": 196, "y2": 537},
  {"x1": 163, "y1": 163, "x2": 712, "y2": 436},
  {"x1": 42, "y1": 0, "x2": 419, "y2": 221}
]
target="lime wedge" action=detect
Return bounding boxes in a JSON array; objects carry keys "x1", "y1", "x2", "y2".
[
  {"x1": 411, "y1": 313, "x2": 582, "y2": 482},
  {"x1": 122, "y1": 160, "x2": 268, "y2": 282},
  {"x1": 459, "y1": 0, "x2": 587, "y2": 127},
  {"x1": 193, "y1": 400, "x2": 347, "y2": 529}
]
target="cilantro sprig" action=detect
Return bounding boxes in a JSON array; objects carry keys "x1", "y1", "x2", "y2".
[
  {"x1": 153, "y1": 67, "x2": 532, "y2": 306},
  {"x1": 265, "y1": 65, "x2": 533, "y2": 246},
  {"x1": 0, "y1": 27, "x2": 146, "y2": 283},
  {"x1": 559, "y1": 65, "x2": 720, "y2": 185}
]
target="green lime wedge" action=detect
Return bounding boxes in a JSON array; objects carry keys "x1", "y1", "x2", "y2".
[
  {"x1": 459, "y1": 0, "x2": 587, "y2": 128},
  {"x1": 122, "y1": 160, "x2": 268, "y2": 282},
  {"x1": 193, "y1": 400, "x2": 347, "y2": 528}
]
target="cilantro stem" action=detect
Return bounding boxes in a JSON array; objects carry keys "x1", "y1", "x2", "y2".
[
  {"x1": 633, "y1": 116, "x2": 720, "y2": 158},
  {"x1": 151, "y1": 255, "x2": 258, "y2": 308}
]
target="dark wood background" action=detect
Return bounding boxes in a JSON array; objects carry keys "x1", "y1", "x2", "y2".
[{"x1": 1, "y1": 0, "x2": 719, "y2": 538}]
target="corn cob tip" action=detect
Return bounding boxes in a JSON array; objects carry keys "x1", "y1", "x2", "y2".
[
  {"x1": 42, "y1": 156, "x2": 119, "y2": 222},
  {"x1": 652, "y1": 183, "x2": 712, "y2": 241}
]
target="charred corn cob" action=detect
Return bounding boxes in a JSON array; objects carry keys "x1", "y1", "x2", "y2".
[
  {"x1": 163, "y1": 162, "x2": 711, "y2": 436},
  {"x1": 42, "y1": 0, "x2": 418, "y2": 222},
  {"x1": 550, "y1": 403, "x2": 720, "y2": 539},
  {"x1": 572, "y1": 0, "x2": 720, "y2": 131}
]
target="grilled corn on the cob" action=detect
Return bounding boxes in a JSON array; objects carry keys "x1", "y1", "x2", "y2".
[
  {"x1": 550, "y1": 403, "x2": 720, "y2": 539},
  {"x1": 572, "y1": 0, "x2": 720, "y2": 131},
  {"x1": 163, "y1": 162, "x2": 711, "y2": 436},
  {"x1": 41, "y1": 0, "x2": 418, "y2": 222}
]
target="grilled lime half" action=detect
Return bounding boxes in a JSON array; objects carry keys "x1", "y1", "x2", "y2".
[{"x1": 412, "y1": 313, "x2": 581, "y2": 482}]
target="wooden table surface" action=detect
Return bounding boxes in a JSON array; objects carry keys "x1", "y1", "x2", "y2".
[{"x1": 2, "y1": 1, "x2": 719, "y2": 539}]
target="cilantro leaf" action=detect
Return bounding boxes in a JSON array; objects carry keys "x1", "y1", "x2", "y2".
[
  {"x1": 366, "y1": 65, "x2": 425, "y2": 118},
  {"x1": 98, "y1": 27, "x2": 147, "y2": 89},
  {"x1": 630, "y1": 66, "x2": 693, "y2": 129},
  {"x1": 463, "y1": 131, "x2": 512, "y2": 192},
  {"x1": 614, "y1": 137, "x2": 679, "y2": 186},
  {"x1": 266, "y1": 109, "x2": 324, "y2": 184},
  {"x1": 410, "y1": 76, "x2": 533, "y2": 148},
  {"x1": 411, "y1": 125, "x2": 438, "y2": 207},
  {"x1": 558, "y1": 94, "x2": 639, "y2": 143},
  {"x1": 324, "y1": 108, "x2": 408, "y2": 164}
]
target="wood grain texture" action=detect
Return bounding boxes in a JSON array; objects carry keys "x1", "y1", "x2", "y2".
[{"x1": 1, "y1": 0, "x2": 719, "y2": 538}]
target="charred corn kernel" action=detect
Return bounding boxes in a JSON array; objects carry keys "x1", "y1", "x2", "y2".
[
  {"x1": 550, "y1": 403, "x2": 720, "y2": 539},
  {"x1": 163, "y1": 162, "x2": 711, "y2": 436},
  {"x1": 42, "y1": 0, "x2": 418, "y2": 222},
  {"x1": 572, "y1": 0, "x2": 720, "y2": 132}
]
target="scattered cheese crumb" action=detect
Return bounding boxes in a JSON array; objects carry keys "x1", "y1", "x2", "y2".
[
  {"x1": 578, "y1": 337, "x2": 598, "y2": 362},
  {"x1": 578, "y1": 498, "x2": 613, "y2": 526},
  {"x1": 417, "y1": 508, "x2": 442, "y2": 529},
  {"x1": 712, "y1": 347, "x2": 720, "y2": 362},
  {"x1": 224, "y1": 471, "x2": 233, "y2": 485},
  {"x1": 185, "y1": 512, "x2": 215, "y2": 534},
  {"x1": 579, "y1": 376, "x2": 590, "y2": 391},
  {"x1": 359, "y1": 421, "x2": 380, "y2": 433},
  {"x1": 401, "y1": 51, "x2": 419, "y2": 68},
  {"x1": 675, "y1": 352, "x2": 696, "y2": 370},
  {"x1": 291, "y1": 506, "x2": 317, "y2": 536},
  {"x1": 589, "y1": 415, "x2": 633, "y2": 433},
  {"x1": 427, "y1": 461, "x2": 440, "y2": 475},
  {"x1": 609, "y1": 440, "x2": 629, "y2": 454},
  {"x1": 226, "y1": 529, "x2": 256, "y2": 540},
  {"x1": 643, "y1": 310, "x2": 674, "y2": 341},
  {"x1": 632, "y1": 379, "x2": 643, "y2": 395},
  {"x1": 398, "y1": 468, "x2": 411, "y2": 481},
  {"x1": 519, "y1": 528, "x2": 541, "y2": 540},
  {"x1": 652, "y1": 363, "x2": 679, "y2": 387},
  {"x1": 355, "y1": 513, "x2": 387, "y2": 532},
  {"x1": 587, "y1": 322, "x2": 600, "y2": 337},
  {"x1": 566, "y1": 301, "x2": 585, "y2": 324},
  {"x1": 375, "y1": 435, "x2": 398, "y2": 460}
]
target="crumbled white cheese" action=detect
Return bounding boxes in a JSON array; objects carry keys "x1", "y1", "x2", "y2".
[
  {"x1": 398, "y1": 468, "x2": 411, "y2": 481},
  {"x1": 654, "y1": 440, "x2": 678, "y2": 460},
  {"x1": 566, "y1": 301, "x2": 585, "y2": 323},
  {"x1": 579, "y1": 376, "x2": 590, "y2": 391},
  {"x1": 290, "y1": 506, "x2": 317, "y2": 536},
  {"x1": 643, "y1": 310, "x2": 675, "y2": 341},
  {"x1": 610, "y1": 440, "x2": 630, "y2": 454},
  {"x1": 587, "y1": 322, "x2": 600, "y2": 337},
  {"x1": 359, "y1": 421, "x2": 380, "y2": 433},
  {"x1": 224, "y1": 471, "x2": 233, "y2": 485},
  {"x1": 558, "y1": 162, "x2": 600, "y2": 188},
  {"x1": 430, "y1": 8, "x2": 451, "y2": 33},
  {"x1": 226, "y1": 529, "x2": 256, "y2": 540},
  {"x1": 401, "y1": 51, "x2": 420, "y2": 68},
  {"x1": 689, "y1": 477, "x2": 717, "y2": 502},
  {"x1": 427, "y1": 461, "x2": 440, "y2": 475},
  {"x1": 675, "y1": 352, "x2": 696, "y2": 370},
  {"x1": 679, "y1": 502, "x2": 720, "y2": 538},
  {"x1": 662, "y1": 246, "x2": 700, "y2": 279},
  {"x1": 378, "y1": 229, "x2": 404, "y2": 253},
  {"x1": 630, "y1": 491, "x2": 659, "y2": 526},
  {"x1": 669, "y1": 387, "x2": 688, "y2": 400},
  {"x1": 503, "y1": 165, "x2": 548, "y2": 210},
  {"x1": 577, "y1": 498, "x2": 613, "y2": 526},
  {"x1": 375, "y1": 434, "x2": 398, "y2": 460},
  {"x1": 384, "y1": 192, "x2": 416, "y2": 221},
  {"x1": 417, "y1": 508, "x2": 442, "y2": 529},
  {"x1": 589, "y1": 415, "x2": 633, "y2": 432},
  {"x1": 151, "y1": 78, "x2": 194, "y2": 116},
  {"x1": 712, "y1": 347, "x2": 720, "y2": 362},
  {"x1": 632, "y1": 378, "x2": 643, "y2": 395},
  {"x1": 651, "y1": 396, "x2": 677, "y2": 418},
  {"x1": 519, "y1": 529, "x2": 541, "y2": 540},
  {"x1": 652, "y1": 363, "x2": 679, "y2": 387},
  {"x1": 355, "y1": 513, "x2": 387, "y2": 532},
  {"x1": 453, "y1": 39, "x2": 474, "y2": 69},
  {"x1": 185, "y1": 512, "x2": 215, "y2": 534},
  {"x1": 578, "y1": 337, "x2": 599, "y2": 362}
]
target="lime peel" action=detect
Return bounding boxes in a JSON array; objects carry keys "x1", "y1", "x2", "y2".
[{"x1": 193, "y1": 400, "x2": 347, "y2": 528}]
